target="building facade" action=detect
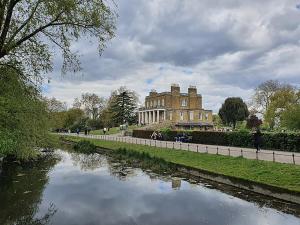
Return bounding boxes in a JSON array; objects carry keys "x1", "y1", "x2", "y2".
[{"x1": 138, "y1": 84, "x2": 213, "y2": 129}]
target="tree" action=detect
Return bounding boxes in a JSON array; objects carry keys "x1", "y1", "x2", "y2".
[
  {"x1": 252, "y1": 80, "x2": 281, "y2": 114},
  {"x1": 45, "y1": 97, "x2": 67, "y2": 112},
  {"x1": 264, "y1": 88, "x2": 299, "y2": 128},
  {"x1": 281, "y1": 105, "x2": 300, "y2": 130},
  {"x1": 252, "y1": 80, "x2": 295, "y2": 115},
  {"x1": 0, "y1": 0, "x2": 116, "y2": 78},
  {"x1": 76, "y1": 93, "x2": 105, "y2": 119},
  {"x1": 246, "y1": 115, "x2": 262, "y2": 129},
  {"x1": 212, "y1": 114, "x2": 223, "y2": 128},
  {"x1": 109, "y1": 87, "x2": 138, "y2": 125},
  {"x1": 218, "y1": 97, "x2": 249, "y2": 129},
  {"x1": 64, "y1": 108, "x2": 84, "y2": 129},
  {"x1": 0, "y1": 66, "x2": 50, "y2": 159}
]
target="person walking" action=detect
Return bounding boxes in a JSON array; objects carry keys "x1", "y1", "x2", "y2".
[
  {"x1": 253, "y1": 129, "x2": 262, "y2": 153},
  {"x1": 103, "y1": 127, "x2": 107, "y2": 135},
  {"x1": 76, "y1": 128, "x2": 80, "y2": 135}
]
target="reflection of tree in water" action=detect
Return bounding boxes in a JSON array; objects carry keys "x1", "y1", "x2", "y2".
[
  {"x1": 0, "y1": 154, "x2": 58, "y2": 225},
  {"x1": 70, "y1": 152, "x2": 105, "y2": 171},
  {"x1": 106, "y1": 157, "x2": 137, "y2": 181}
]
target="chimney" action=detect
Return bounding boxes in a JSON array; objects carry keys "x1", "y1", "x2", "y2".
[
  {"x1": 149, "y1": 89, "x2": 157, "y2": 96},
  {"x1": 171, "y1": 83, "x2": 180, "y2": 95},
  {"x1": 188, "y1": 85, "x2": 197, "y2": 96}
]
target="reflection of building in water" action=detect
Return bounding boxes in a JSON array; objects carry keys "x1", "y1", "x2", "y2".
[{"x1": 172, "y1": 179, "x2": 181, "y2": 190}]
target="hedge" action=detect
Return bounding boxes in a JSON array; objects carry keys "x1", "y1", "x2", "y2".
[{"x1": 132, "y1": 130, "x2": 300, "y2": 152}]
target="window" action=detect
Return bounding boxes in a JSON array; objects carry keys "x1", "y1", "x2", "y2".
[
  {"x1": 146, "y1": 102, "x2": 149, "y2": 108},
  {"x1": 190, "y1": 111, "x2": 194, "y2": 120},
  {"x1": 150, "y1": 101, "x2": 153, "y2": 107},
  {"x1": 162, "y1": 99, "x2": 165, "y2": 106},
  {"x1": 205, "y1": 113, "x2": 209, "y2": 120},
  {"x1": 158, "y1": 99, "x2": 160, "y2": 106},
  {"x1": 180, "y1": 111, "x2": 184, "y2": 120},
  {"x1": 199, "y1": 112, "x2": 203, "y2": 120},
  {"x1": 154, "y1": 100, "x2": 157, "y2": 107},
  {"x1": 181, "y1": 99, "x2": 187, "y2": 107},
  {"x1": 169, "y1": 112, "x2": 173, "y2": 120}
]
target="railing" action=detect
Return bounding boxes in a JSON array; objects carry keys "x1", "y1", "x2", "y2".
[{"x1": 61, "y1": 133, "x2": 300, "y2": 165}]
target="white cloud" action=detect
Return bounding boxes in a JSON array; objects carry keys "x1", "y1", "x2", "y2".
[{"x1": 46, "y1": 0, "x2": 300, "y2": 113}]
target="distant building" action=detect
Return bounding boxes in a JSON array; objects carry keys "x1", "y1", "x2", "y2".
[{"x1": 138, "y1": 84, "x2": 213, "y2": 129}]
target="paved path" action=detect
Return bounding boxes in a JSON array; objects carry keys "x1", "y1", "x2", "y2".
[{"x1": 62, "y1": 133, "x2": 300, "y2": 165}]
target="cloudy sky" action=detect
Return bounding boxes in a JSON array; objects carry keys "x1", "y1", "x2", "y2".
[{"x1": 44, "y1": 0, "x2": 300, "y2": 112}]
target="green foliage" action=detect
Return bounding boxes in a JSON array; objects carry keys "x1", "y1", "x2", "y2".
[
  {"x1": 219, "y1": 97, "x2": 249, "y2": 129},
  {"x1": 212, "y1": 114, "x2": 223, "y2": 127},
  {"x1": 281, "y1": 105, "x2": 300, "y2": 130},
  {"x1": 73, "y1": 140, "x2": 97, "y2": 154},
  {"x1": 0, "y1": 0, "x2": 116, "y2": 78},
  {"x1": 109, "y1": 87, "x2": 138, "y2": 125},
  {"x1": 264, "y1": 88, "x2": 299, "y2": 128},
  {"x1": 0, "y1": 67, "x2": 51, "y2": 159}
]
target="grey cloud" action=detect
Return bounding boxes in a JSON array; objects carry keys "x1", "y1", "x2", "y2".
[{"x1": 47, "y1": 0, "x2": 300, "y2": 110}]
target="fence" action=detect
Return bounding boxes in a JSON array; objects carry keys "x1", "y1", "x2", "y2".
[{"x1": 62, "y1": 133, "x2": 300, "y2": 165}]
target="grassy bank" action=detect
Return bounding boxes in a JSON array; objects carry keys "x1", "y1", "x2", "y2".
[{"x1": 61, "y1": 135, "x2": 300, "y2": 192}]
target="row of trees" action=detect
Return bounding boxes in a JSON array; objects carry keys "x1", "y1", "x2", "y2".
[
  {"x1": 47, "y1": 87, "x2": 139, "y2": 132},
  {"x1": 217, "y1": 80, "x2": 300, "y2": 131}
]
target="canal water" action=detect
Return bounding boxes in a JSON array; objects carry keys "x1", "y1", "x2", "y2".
[{"x1": 0, "y1": 149, "x2": 299, "y2": 225}]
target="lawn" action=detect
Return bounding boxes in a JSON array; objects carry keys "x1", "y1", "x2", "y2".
[{"x1": 62, "y1": 135, "x2": 300, "y2": 192}]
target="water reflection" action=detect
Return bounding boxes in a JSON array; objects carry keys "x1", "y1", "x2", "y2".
[
  {"x1": 0, "y1": 150, "x2": 299, "y2": 225},
  {"x1": 0, "y1": 154, "x2": 58, "y2": 225}
]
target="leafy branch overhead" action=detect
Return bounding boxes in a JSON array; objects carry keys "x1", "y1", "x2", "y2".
[{"x1": 0, "y1": 0, "x2": 116, "y2": 77}]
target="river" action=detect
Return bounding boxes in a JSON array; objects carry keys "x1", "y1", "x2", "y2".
[{"x1": 0, "y1": 149, "x2": 299, "y2": 225}]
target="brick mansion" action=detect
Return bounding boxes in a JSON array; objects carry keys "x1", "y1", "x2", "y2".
[{"x1": 138, "y1": 84, "x2": 213, "y2": 129}]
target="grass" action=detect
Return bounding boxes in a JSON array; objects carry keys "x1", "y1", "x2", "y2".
[
  {"x1": 61, "y1": 135, "x2": 300, "y2": 192},
  {"x1": 89, "y1": 125, "x2": 138, "y2": 135}
]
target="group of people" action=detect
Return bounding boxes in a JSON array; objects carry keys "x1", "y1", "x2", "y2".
[
  {"x1": 150, "y1": 131, "x2": 163, "y2": 140},
  {"x1": 175, "y1": 133, "x2": 191, "y2": 143}
]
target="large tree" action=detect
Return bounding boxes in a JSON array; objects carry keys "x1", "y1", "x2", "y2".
[
  {"x1": 45, "y1": 97, "x2": 67, "y2": 113},
  {"x1": 109, "y1": 87, "x2": 138, "y2": 125},
  {"x1": 75, "y1": 93, "x2": 105, "y2": 119},
  {"x1": 252, "y1": 80, "x2": 294, "y2": 115},
  {"x1": 218, "y1": 97, "x2": 249, "y2": 129},
  {"x1": 0, "y1": 0, "x2": 116, "y2": 78},
  {"x1": 264, "y1": 88, "x2": 299, "y2": 128}
]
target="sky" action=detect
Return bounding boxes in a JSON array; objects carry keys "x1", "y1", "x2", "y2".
[{"x1": 44, "y1": 0, "x2": 300, "y2": 113}]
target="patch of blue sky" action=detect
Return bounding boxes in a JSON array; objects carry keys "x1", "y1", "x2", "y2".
[{"x1": 41, "y1": 83, "x2": 50, "y2": 94}]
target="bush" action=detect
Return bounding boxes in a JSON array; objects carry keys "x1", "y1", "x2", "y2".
[
  {"x1": 0, "y1": 67, "x2": 51, "y2": 160},
  {"x1": 132, "y1": 129, "x2": 300, "y2": 152},
  {"x1": 73, "y1": 140, "x2": 97, "y2": 153}
]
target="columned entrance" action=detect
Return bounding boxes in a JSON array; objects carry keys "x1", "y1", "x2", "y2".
[{"x1": 138, "y1": 109, "x2": 166, "y2": 125}]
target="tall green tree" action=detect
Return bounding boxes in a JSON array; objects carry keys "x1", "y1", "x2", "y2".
[
  {"x1": 0, "y1": 0, "x2": 116, "y2": 77},
  {"x1": 109, "y1": 87, "x2": 138, "y2": 125},
  {"x1": 218, "y1": 97, "x2": 249, "y2": 129}
]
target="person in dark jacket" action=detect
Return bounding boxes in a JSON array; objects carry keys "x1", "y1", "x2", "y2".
[{"x1": 253, "y1": 129, "x2": 262, "y2": 153}]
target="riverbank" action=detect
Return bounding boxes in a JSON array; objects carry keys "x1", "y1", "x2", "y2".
[{"x1": 61, "y1": 135, "x2": 300, "y2": 194}]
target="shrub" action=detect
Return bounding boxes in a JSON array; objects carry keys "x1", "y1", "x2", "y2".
[
  {"x1": 132, "y1": 129, "x2": 300, "y2": 152},
  {"x1": 73, "y1": 140, "x2": 97, "y2": 153}
]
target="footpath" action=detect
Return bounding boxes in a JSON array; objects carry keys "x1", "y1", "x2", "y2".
[{"x1": 62, "y1": 133, "x2": 300, "y2": 165}]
